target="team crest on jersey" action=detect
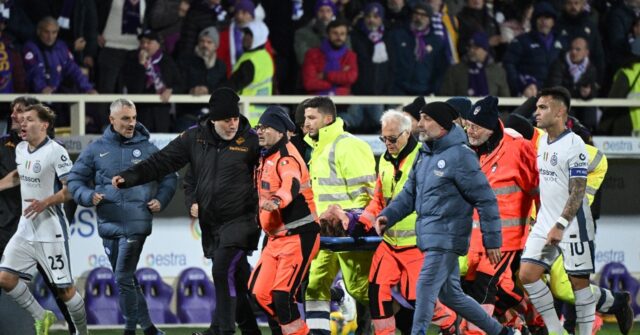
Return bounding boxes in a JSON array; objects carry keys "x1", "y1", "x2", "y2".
[
  {"x1": 33, "y1": 162, "x2": 42, "y2": 173},
  {"x1": 473, "y1": 106, "x2": 481, "y2": 115},
  {"x1": 550, "y1": 153, "x2": 558, "y2": 166},
  {"x1": 236, "y1": 137, "x2": 245, "y2": 145},
  {"x1": 132, "y1": 149, "x2": 142, "y2": 158},
  {"x1": 437, "y1": 160, "x2": 446, "y2": 169}
]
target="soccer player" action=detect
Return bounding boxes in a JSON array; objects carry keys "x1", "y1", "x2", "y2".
[
  {"x1": 519, "y1": 87, "x2": 596, "y2": 335},
  {"x1": 0, "y1": 104, "x2": 89, "y2": 335}
]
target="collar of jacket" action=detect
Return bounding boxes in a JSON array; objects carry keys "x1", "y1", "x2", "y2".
[
  {"x1": 104, "y1": 122, "x2": 150, "y2": 144},
  {"x1": 472, "y1": 120, "x2": 504, "y2": 156},
  {"x1": 304, "y1": 117, "x2": 346, "y2": 149},
  {"x1": 261, "y1": 135, "x2": 289, "y2": 157},
  {"x1": 420, "y1": 124, "x2": 468, "y2": 154},
  {"x1": 383, "y1": 134, "x2": 418, "y2": 168}
]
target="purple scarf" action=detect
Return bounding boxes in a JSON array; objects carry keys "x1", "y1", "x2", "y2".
[
  {"x1": 58, "y1": 0, "x2": 75, "y2": 30},
  {"x1": 0, "y1": 38, "x2": 14, "y2": 93},
  {"x1": 321, "y1": 39, "x2": 347, "y2": 72},
  {"x1": 411, "y1": 26, "x2": 429, "y2": 61},
  {"x1": 144, "y1": 50, "x2": 166, "y2": 93},
  {"x1": 536, "y1": 31, "x2": 554, "y2": 51},
  {"x1": 122, "y1": 0, "x2": 141, "y2": 35},
  {"x1": 467, "y1": 61, "x2": 489, "y2": 97},
  {"x1": 233, "y1": 24, "x2": 244, "y2": 60}
]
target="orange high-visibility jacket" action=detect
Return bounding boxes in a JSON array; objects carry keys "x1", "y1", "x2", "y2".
[
  {"x1": 256, "y1": 140, "x2": 317, "y2": 235},
  {"x1": 470, "y1": 123, "x2": 539, "y2": 252}
]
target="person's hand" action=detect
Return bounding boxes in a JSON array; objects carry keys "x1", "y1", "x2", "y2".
[
  {"x1": 147, "y1": 199, "x2": 162, "y2": 213},
  {"x1": 74, "y1": 37, "x2": 86, "y2": 52},
  {"x1": 374, "y1": 216, "x2": 388, "y2": 236},
  {"x1": 139, "y1": 49, "x2": 149, "y2": 65},
  {"x1": 489, "y1": 35, "x2": 502, "y2": 46},
  {"x1": 190, "y1": 203, "x2": 199, "y2": 218},
  {"x1": 112, "y1": 176, "x2": 125, "y2": 189},
  {"x1": 23, "y1": 199, "x2": 49, "y2": 219},
  {"x1": 97, "y1": 35, "x2": 106, "y2": 48},
  {"x1": 261, "y1": 199, "x2": 280, "y2": 212},
  {"x1": 190, "y1": 86, "x2": 209, "y2": 96},
  {"x1": 87, "y1": 89, "x2": 98, "y2": 94},
  {"x1": 522, "y1": 84, "x2": 538, "y2": 98},
  {"x1": 92, "y1": 193, "x2": 104, "y2": 206},
  {"x1": 317, "y1": 72, "x2": 324, "y2": 80},
  {"x1": 178, "y1": 0, "x2": 190, "y2": 17},
  {"x1": 160, "y1": 88, "x2": 172, "y2": 103},
  {"x1": 486, "y1": 248, "x2": 502, "y2": 265},
  {"x1": 42, "y1": 86, "x2": 55, "y2": 94},
  {"x1": 546, "y1": 224, "x2": 564, "y2": 246},
  {"x1": 343, "y1": 65, "x2": 351, "y2": 71}
]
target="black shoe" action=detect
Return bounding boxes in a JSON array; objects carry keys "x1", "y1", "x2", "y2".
[{"x1": 614, "y1": 291, "x2": 635, "y2": 334}]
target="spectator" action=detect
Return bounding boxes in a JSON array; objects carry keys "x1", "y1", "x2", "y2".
[
  {"x1": 0, "y1": 18, "x2": 27, "y2": 93},
  {"x1": 178, "y1": 26, "x2": 227, "y2": 131},
  {"x1": 227, "y1": 20, "x2": 274, "y2": 125},
  {"x1": 294, "y1": 0, "x2": 336, "y2": 66},
  {"x1": 23, "y1": 0, "x2": 98, "y2": 70},
  {"x1": 546, "y1": 36, "x2": 599, "y2": 130},
  {"x1": 599, "y1": 38, "x2": 640, "y2": 135},
  {"x1": 384, "y1": 0, "x2": 411, "y2": 30},
  {"x1": 176, "y1": 0, "x2": 229, "y2": 58},
  {"x1": 456, "y1": 0, "x2": 501, "y2": 58},
  {"x1": 96, "y1": 0, "x2": 152, "y2": 94},
  {"x1": 261, "y1": 0, "x2": 301, "y2": 94},
  {"x1": 440, "y1": 32, "x2": 510, "y2": 97},
  {"x1": 555, "y1": 0, "x2": 605, "y2": 81},
  {"x1": 387, "y1": 2, "x2": 448, "y2": 95},
  {"x1": 346, "y1": 2, "x2": 392, "y2": 133},
  {"x1": 148, "y1": 0, "x2": 190, "y2": 55},
  {"x1": 428, "y1": 0, "x2": 460, "y2": 64},
  {"x1": 23, "y1": 17, "x2": 96, "y2": 94},
  {"x1": 121, "y1": 29, "x2": 181, "y2": 133},
  {"x1": 604, "y1": 0, "x2": 640, "y2": 78},
  {"x1": 499, "y1": 0, "x2": 533, "y2": 44},
  {"x1": 334, "y1": 0, "x2": 366, "y2": 24},
  {"x1": 302, "y1": 19, "x2": 358, "y2": 95},
  {"x1": 503, "y1": 2, "x2": 566, "y2": 96},
  {"x1": 0, "y1": 0, "x2": 35, "y2": 44}
]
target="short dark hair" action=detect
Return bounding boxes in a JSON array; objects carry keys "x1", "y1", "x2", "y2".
[
  {"x1": 10, "y1": 96, "x2": 40, "y2": 112},
  {"x1": 25, "y1": 104, "x2": 56, "y2": 125},
  {"x1": 326, "y1": 18, "x2": 349, "y2": 34},
  {"x1": 539, "y1": 86, "x2": 571, "y2": 112},
  {"x1": 304, "y1": 96, "x2": 337, "y2": 119}
]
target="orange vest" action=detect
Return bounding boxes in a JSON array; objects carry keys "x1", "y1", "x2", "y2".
[
  {"x1": 470, "y1": 124, "x2": 539, "y2": 252},
  {"x1": 256, "y1": 141, "x2": 317, "y2": 235}
]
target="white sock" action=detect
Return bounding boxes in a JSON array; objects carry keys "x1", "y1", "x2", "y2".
[
  {"x1": 5, "y1": 281, "x2": 45, "y2": 321},
  {"x1": 65, "y1": 291, "x2": 88, "y2": 335},
  {"x1": 592, "y1": 285, "x2": 614, "y2": 313},
  {"x1": 574, "y1": 286, "x2": 596, "y2": 335},
  {"x1": 523, "y1": 279, "x2": 564, "y2": 334}
]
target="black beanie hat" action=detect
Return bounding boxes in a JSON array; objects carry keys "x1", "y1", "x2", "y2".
[
  {"x1": 259, "y1": 105, "x2": 296, "y2": 133},
  {"x1": 505, "y1": 113, "x2": 534, "y2": 140},
  {"x1": 446, "y1": 97, "x2": 472, "y2": 120},
  {"x1": 402, "y1": 96, "x2": 426, "y2": 121},
  {"x1": 467, "y1": 96, "x2": 499, "y2": 130},
  {"x1": 208, "y1": 88, "x2": 240, "y2": 121},
  {"x1": 420, "y1": 102, "x2": 455, "y2": 131}
]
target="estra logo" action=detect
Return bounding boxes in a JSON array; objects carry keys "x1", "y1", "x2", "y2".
[
  {"x1": 145, "y1": 253, "x2": 187, "y2": 267},
  {"x1": 87, "y1": 254, "x2": 110, "y2": 268}
]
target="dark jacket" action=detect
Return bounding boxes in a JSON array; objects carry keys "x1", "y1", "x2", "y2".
[
  {"x1": 175, "y1": 0, "x2": 228, "y2": 58},
  {"x1": 439, "y1": 61, "x2": 511, "y2": 97},
  {"x1": 456, "y1": 6, "x2": 500, "y2": 56},
  {"x1": 387, "y1": 25, "x2": 449, "y2": 95},
  {"x1": 502, "y1": 30, "x2": 566, "y2": 94},
  {"x1": 117, "y1": 115, "x2": 261, "y2": 256},
  {"x1": 546, "y1": 55, "x2": 599, "y2": 99},
  {"x1": 604, "y1": 2, "x2": 638, "y2": 71},
  {"x1": 121, "y1": 50, "x2": 182, "y2": 94},
  {"x1": 555, "y1": 11, "x2": 605, "y2": 81},
  {"x1": 380, "y1": 125, "x2": 502, "y2": 254},
  {"x1": 68, "y1": 123, "x2": 177, "y2": 238},
  {"x1": 178, "y1": 53, "x2": 227, "y2": 93},
  {"x1": 23, "y1": 39, "x2": 94, "y2": 93},
  {"x1": 0, "y1": 131, "x2": 22, "y2": 228},
  {"x1": 350, "y1": 24, "x2": 393, "y2": 95}
]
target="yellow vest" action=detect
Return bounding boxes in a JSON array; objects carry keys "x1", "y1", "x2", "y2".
[
  {"x1": 378, "y1": 143, "x2": 421, "y2": 247},
  {"x1": 618, "y1": 63, "x2": 640, "y2": 131},
  {"x1": 585, "y1": 144, "x2": 608, "y2": 205},
  {"x1": 233, "y1": 48, "x2": 273, "y2": 126},
  {"x1": 304, "y1": 118, "x2": 376, "y2": 214}
]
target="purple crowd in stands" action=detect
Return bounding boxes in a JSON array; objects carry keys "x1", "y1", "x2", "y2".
[{"x1": 0, "y1": 0, "x2": 639, "y2": 134}]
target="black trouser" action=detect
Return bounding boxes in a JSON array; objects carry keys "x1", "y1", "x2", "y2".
[{"x1": 210, "y1": 247, "x2": 261, "y2": 335}]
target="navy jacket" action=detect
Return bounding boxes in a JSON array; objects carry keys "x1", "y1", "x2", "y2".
[
  {"x1": 68, "y1": 123, "x2": 177, "y2": 238},
  {"x1": 22, "y1": 39, "x2": 93, "y2": 93},
  {"x1": 380, "y1": 125, "x2": 502, "y2": 255}
]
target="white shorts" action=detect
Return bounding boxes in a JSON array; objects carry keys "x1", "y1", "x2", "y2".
[
  {"x1": 521, "y1": 224, "x2": 595, "y2": 276},
  {"x1": 0, "y1": 235, "x2": 74, "y2": 287}
]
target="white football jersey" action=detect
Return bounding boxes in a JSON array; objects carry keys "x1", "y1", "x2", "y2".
[
  {"x1": 15, "y1": 138, "x2": 73, "y2": 242},
  {"x1": 537, "y1": 130, "x2": 594, "y2": 242}
]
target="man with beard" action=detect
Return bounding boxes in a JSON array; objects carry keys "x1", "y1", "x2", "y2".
[
  {"x1": 387, "y1": 3, "x2": 448, "y2": 96},
  {"x1": 295, "y1": 0, "x2": 337, "y2": 66},
  {"x1": 302, "y1": 19, "x2": 358, "y2": 96},
  {"x1": 112, "y1": 88, "x2": 262, "y2": 335},
  {"x1": 376, "y1": 102, "x2": 520, "y2": 335}
]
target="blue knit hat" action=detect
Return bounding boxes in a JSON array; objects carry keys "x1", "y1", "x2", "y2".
[
  {"x1": 364, "y1": 2, "x2": 385, "y2": 19},
  {"x1": 315, "y1": 0, "x2": 337, "y2": 15},
  {"x1": 446, "y1": 97, "x2": 472, "y2": 120},
  {"x1": 467, "y1": 96, "x2": 499, "y2": 130},
  {"x1": 258, "y1": 105, "x2": 296, "y2": 133}
]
